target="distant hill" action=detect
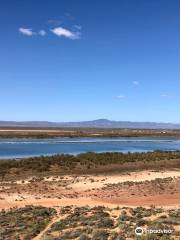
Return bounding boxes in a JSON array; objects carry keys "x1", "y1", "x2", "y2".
[{"x1": 0, "y1": 119, "x2": 180, "y2": 129}]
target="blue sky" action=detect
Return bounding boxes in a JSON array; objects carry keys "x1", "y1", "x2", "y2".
[{"x1": 1, "y1": 0, "x2": 180, "y2": 122}]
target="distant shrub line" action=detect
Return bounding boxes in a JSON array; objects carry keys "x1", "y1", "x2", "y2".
[{"x1": 0, "y1": 150, "x2": 180, "y2": 178}]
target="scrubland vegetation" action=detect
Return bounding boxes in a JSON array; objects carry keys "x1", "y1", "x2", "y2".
[
  {"x1": 0, "y1": 151, "x2": 180, "y2": 180},
  {"x1": 0, "y1": 205, "x2": 56, "y2": 240},
  {"x1": 0, "y1": 151, "x2": 179, "y2": 239},
  {"x1": 37, "y1": 205, "x2": 180, "y2": 240},
  {"x1": 1, "y1": 205, "x2": 178, "y2": 240}
]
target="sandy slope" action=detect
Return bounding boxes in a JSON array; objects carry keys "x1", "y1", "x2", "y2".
[{"x1": 0, "y1": 170, "x2": 180, "y2": 209}]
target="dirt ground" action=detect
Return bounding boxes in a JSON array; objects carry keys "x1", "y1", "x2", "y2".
[{"x1": 0, "y1": 170, "x2": 180, "y2": 210}]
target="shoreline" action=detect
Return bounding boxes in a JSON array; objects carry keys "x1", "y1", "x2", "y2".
[{"x1": 0, "y1": 137, "x2": 180, "y2": 160}]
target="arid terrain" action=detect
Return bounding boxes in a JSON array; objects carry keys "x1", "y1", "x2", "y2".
[
  {"x1": 0, "y1": 170, "x2": 180, "y2": 210},
  {"x1": 1, "y1": 205, "x2": 180, "y2": 240},
  {"x1": 0, "y1": 151, "x2": 180, "y2": 239}
]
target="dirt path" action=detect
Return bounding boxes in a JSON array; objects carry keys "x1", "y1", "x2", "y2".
[
  {"x1": 33, "y1": 216, "x2": 60, "y2": 240},
  {"x1": 97, "y1": 193, "x2": 180, "y2": 208},
  {"x1": 1, "y1": 194, "x2": 180, "y2": 210}
]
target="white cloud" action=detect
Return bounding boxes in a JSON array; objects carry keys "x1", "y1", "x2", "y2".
[
  {"x1": 19, "y1": 25, "x2": 81, "y2": 40},
  {"x1": 133, "y1": 81, "x2": 139, "y2": 85},
  {"x1": 39, "y1": 30, "x2": 46, "y2": 36},
  {"x1": 117, "y1": 95, "x2": 126, "y2": 99},
  {"x1": 19, "y1": 27, "x2": 34, "y2": 36},
  {"x1": 50, "y1": 27, "x2": 80, "y2": 39}
]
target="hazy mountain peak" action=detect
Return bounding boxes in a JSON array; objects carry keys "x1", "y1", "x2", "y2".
[{"x1": 0, "y1": 119, "x2": 180, "y2": 129}]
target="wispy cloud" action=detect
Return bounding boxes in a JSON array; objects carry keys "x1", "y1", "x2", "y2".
[
  {"x1": 74, "y1": 25, "x2": 82, "y2": 30},
  {"x1": 39, "y1": 30, "x2": 46, "y2": 36},
  {"x1": 50, "y1": 27, "x2": 80, "y2": 39},
  {"x1": 19, "y1": 23, "x2": 82, "y2": 40},
  {"x1": 160, "y1": 94, "x2": 169, "y2": 98},
  {"x1": 117, "y1": 95, "x2": 126, "y2": 99},
  {"x1": 132, "y1": 81, "x2": 139, "y2": 85},
  {"x1": 47, "y1": 19, "x2": 63, "y2": 27},
  {"x1": 19, "y1": 27, "x2": 34, "y2": 36}
]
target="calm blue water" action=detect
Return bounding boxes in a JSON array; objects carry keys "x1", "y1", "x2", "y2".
[{"x1": 0, "y1": 138, "x2": 180, "y2": 159}]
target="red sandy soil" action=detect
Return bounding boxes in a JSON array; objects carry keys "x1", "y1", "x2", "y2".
[{"x1": 0, "y1": 170, "x2": 180, "y2": 209}]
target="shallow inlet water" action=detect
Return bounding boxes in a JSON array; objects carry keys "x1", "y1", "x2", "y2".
[{"x1": 0, "y1": 137, "x2": 180, "y2": 159}]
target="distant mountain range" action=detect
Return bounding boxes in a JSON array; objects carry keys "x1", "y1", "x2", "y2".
[{"x1": 0, "y1": 119, "x2": 180, "y2": 129}]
